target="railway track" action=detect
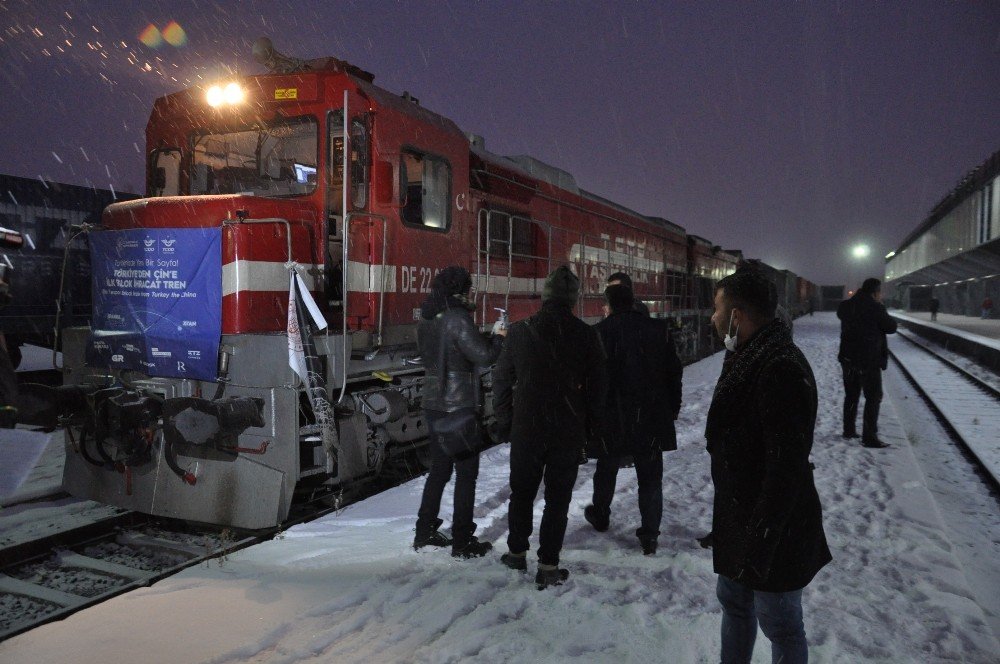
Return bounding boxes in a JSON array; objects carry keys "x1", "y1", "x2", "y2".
[
  {"x1": 889, "y1": 330, "x2": 1000, "y2": 493},
  {"x1": 0, "y1": 450, "x2": 428, "y2": 642},
  {"x1": 0, "y1": 511, "x2": 264, "y2": 642}
]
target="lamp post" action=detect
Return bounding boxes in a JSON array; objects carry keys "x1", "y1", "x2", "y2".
[{"x1": 848, "y1": 243, "x2": 873, "y2": 295}]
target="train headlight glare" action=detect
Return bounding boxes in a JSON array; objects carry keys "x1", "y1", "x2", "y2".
[
  {"x1": 223, "y1": 82, "x2": 244, "y2": 105},
  {"x1": 206, "y1": 85, "x2": 225, "y2": 107}
]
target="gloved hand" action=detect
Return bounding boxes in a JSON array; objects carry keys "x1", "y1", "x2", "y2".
[{"x1": 491, "y1": 318, "x2": 507, "y2": 336}]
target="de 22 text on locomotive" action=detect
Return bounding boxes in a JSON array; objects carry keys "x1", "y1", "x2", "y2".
[{"x1": 59, "y1": 39, "x2": 804, "y2": 530}]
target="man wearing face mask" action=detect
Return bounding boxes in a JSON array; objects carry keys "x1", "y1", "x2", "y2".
[{"x1": 706, "y1": 269, "x2": 831, "y2": 664}]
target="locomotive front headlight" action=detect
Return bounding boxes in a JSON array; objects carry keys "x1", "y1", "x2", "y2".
[
  {"x1": 223, "y1": 82, "x2": 245, "y2": 105},
  {"x1": 206, "y1": 85, "x2": 225, "y2": 107}
]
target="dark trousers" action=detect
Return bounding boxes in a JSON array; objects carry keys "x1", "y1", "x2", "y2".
[
  {"x1": 592, "y1": 450, "x2": 663, "y2": 540},
  {"x1": 507, "y1": 443, "x2": 579, "y2": 566},
  {"x1": 717, "y1": 575, "x2": 808, "y2": 664},
  {"x1": 416, "y1": 409, "x2": 480, "y2": 546},
  {"x1": 842, "y1": 362, "x2": 883, "y2": 442}
]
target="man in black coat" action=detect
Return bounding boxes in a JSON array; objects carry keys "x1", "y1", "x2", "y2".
[
  {"x1": 584, "y1": 284, "x2": 682, "y2": 555},
  {"x1": 837, "y1": 277, "x2": 897, "y2": 448},
  {"x1": 706, "y1": 269, "x2": 831, "y2": 663},
  {"x1": 415, "y1": 266, "x2": 506, "y2": 558},
  {"x1": 605, "y1": 271, "x2": 650, "y2": 316},
  {"x1": 493, "y1": 266, "x2": 607, "y2": 589}
]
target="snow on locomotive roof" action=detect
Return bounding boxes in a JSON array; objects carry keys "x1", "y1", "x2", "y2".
[{"x1": 468, "y1": 141, "x2": 685, "y2": 235}]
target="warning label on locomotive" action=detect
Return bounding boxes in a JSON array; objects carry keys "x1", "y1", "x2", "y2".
[
  {"x1": 274, "y1": 88, "x2": 298, "y2": 100},
  {"x1": 86, "y1": 228, "x2": 222, "y2": 381}
]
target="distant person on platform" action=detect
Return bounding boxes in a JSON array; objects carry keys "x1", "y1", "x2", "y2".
[
  {"x1": 0, "y1": 272, "x2": 18, "y2": 428},
  {"x1": 494, "y1": 266, "x2": 607, "y2": 589},
  {"x1": 706, "y1": 268, "x2": 831, "y2": 664},
  {"x1": 414, "y1": 266, "x2": 506, "y2": 558},
  {"x1": 606, "y1": 271, "x2": 650, "y2": 316},
  {"x1": 584, "y1": 282, "x2": 683, "y2": 555},
  {"x1": 837, "y1": 278, "x2": 897, "y2": 448},
  {"x1": 982, "y1": 296, "x2": 994, "y2": 319},
  {"x1": 929, "y1": 296, "x2": 940, "y2": 322}
]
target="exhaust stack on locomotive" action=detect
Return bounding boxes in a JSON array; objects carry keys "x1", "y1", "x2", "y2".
[{"x1": 58, "y1": 38, "x2": 783, "y2": 529}]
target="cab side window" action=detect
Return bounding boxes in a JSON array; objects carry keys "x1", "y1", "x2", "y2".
[{"x1": 401, "y1": 149, "x2": 451, "y2": 230}]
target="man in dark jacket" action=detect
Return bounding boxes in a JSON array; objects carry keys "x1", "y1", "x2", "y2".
[
  {"x1": 706, "y1": 269, "x2": 831, "y2": 664},
  {"x1": 584, "y1": 283, "x2": 682, "y2": 555},
  {"x1": 606, "y1": 271, "x2": 650, "y2": 316},
  {"x1": 494, "y1": 266, "x2": 607, "y2": 588},
  {"x1": 837, "y1": 278, "x2": 897, "y2": 448},
  {"x1": 415, "y1": 266, "x2": 505, "y2": 558}
]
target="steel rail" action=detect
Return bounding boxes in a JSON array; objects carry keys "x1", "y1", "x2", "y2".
[
  {"x1": 888, "y1": 342, "x2": 1000, "y2": 494},
  {"x1": 894, "y1": 329, "x2": 1000, "y2": 400}
]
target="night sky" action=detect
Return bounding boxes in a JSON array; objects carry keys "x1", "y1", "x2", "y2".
[{"x1": 1, "y1": 1, "x2": 998, "y2": 285}]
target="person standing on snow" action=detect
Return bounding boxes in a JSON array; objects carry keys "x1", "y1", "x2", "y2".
[
  {"x1": 982, "y1": 296, "x2": 994, "y2": 319},
  {"x1": 414, "y1": 266, "x2": 506, "y2": 558},
  {"x1": 706, "y1": 268, "x2": 831, "y2": 664},
  {"x1": 584, "y1": 283, "x2": 682, "y2": 555},
  {"x1": 493, "y1": 266, "x2": 607, "y2": 589},
  {"x1": 837, "y1": 278, "x2": 897, "y2": 448}
]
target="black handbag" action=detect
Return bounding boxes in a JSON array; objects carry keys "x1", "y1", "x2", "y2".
[{"x1": 429, "y1": 409, "x2": 483, "y2": 460}]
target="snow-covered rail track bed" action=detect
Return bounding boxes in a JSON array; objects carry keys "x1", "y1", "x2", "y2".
[{"x1": 889, "y1": 332, "x2": 1000, "y2": 489}]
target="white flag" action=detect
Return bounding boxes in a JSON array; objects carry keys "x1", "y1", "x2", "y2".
[{"x1": 287, "y1": 271, "x2": 308, "y2": 384}]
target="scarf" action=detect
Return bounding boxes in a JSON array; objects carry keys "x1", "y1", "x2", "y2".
[{"x1": 705, "y1": 319, "x2": 792, "y2": 445}]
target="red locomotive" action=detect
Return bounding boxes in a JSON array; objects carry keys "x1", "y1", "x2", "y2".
[{"x1": 60, "y1": 39, "x2": 753, "y2": 529}]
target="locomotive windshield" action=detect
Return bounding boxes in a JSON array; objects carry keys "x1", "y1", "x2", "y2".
[{"x1": 190, "y1": 116, "x2": 318, "y2": 197}]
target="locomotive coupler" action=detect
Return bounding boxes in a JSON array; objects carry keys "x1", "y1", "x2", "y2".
[{"x1": 161, "y1": 396, "x2": 265, "y2": 449}]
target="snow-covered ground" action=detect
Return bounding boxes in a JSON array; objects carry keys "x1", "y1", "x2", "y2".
[
  {"x1": 0, "y1": 428, "x2": 125, "y2": 548},
  {"x1": 2, "y1": 313, "x2": 998, "y2": 663}
]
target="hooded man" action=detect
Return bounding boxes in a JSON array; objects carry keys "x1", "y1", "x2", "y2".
[
  {"x1": 414, "y1": 266, "x2": 506, "y2": 558},
  {"x1": 706, "y1": 268, "x2": 831, "y2": 664},
  {"x1": 837, "y1": 277, "x2": 897, "y2": 448},
  {"x1": 493, "y1": 266, "x2": 607, "y2": 588}
]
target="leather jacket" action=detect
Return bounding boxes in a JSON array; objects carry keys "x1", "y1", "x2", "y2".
[{"x1": 419, "y1": 307, "x2": 503, "y2": 413}]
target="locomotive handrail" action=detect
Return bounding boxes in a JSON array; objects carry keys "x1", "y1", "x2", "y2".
[
  {"x1": 476, "y1": 209, "x2": 554, "y2": 322},
  {"x1": 344, "y1": 211, "x2": 389, "y2": 333},
  {"x1": 221, "y1": 217, "x2": 294, "y2": 264}
]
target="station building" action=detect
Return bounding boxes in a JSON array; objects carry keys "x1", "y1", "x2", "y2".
[{"x1": 884, "y1": 149, "x2": 1000, "y2": 315}]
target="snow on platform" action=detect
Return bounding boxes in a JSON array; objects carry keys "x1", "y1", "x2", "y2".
[
  {"x1": 0, "y1": 427, "x2": 124, "y2": 548},
  {"x1": 891, "y1": 311, "x2": 1000, "y2": 347},
  {"x1": 2, "y1": 314, "x2": 999, "y2": 663},
  {"x1": 15, "y1": 344, "x2": 62, "y2": 372}
]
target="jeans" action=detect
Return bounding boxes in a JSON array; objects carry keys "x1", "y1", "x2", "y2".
[
  {"x1": 842, "y1": 362, "x2": 882, "y2": 442},
  {"x1": 507, "y1": 442, "x2": 579, "y2": 566},
  {"x1": 717, "y1": 575, "x2": 808, "y2": 664},
  {"x1": 592, "y1": 450, "x2": 663, "y2": 540},
  {"x1": 416, "y1": 409, "x2": 480, "y2": 546}
]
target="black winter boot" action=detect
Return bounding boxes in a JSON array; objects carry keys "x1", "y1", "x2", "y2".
[
  {"x1": 535, "y1": 565, "x2": 569, "y2": 590},
  {"x1": 500, "y1": 552, "x2": 528, "y2": 571},
  {"x1": 452, "y1": 536, "x2": 493, "y2": 559},
  {"x1": 413, "y1": 530, "x2": 452, "y2": 550},
  {"x1": 413, "y1": 518, "x2": 452, "y2": 550},
  {"x1": 584, "y1": 504, "x2": 610, "y2": 532},
  {"x1": 636, "y1": 528, "x2": 657, "y2": 555}
]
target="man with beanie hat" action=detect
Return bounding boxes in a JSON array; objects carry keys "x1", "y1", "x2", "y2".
[{"x1": 493, "y1": 266, "x2": 608, "y2": 588}]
